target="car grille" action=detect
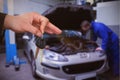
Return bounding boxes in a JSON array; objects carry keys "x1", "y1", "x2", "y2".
[{"x1": 62, "y1": 60, "x2": 104, "y2": 74}]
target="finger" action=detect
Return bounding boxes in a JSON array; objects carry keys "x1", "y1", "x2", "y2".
[
  {"x1": 47, "y1": 22, "x2": 62, "y2": 34},
  {"x1": 27, "y1": 24, "x2": 42, "y2": 37},
  {"x1": 40, "y1": 19, "x2": 48, "y2": 34},
  {"x1": 44, "y1": 28, "x2": 54, "y2": 34}
]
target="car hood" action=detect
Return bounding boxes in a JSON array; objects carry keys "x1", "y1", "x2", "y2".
[{"x1": 43, "y1": 3, "x2": 93, "y2": 30}]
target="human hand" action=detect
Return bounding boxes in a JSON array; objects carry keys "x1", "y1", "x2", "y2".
[
  {"x1": 4, "y1": 12, "x2": 62, "y2": 37},
  {"x1": 95, "y1": 47, "x2": 103, "y2": 51}
]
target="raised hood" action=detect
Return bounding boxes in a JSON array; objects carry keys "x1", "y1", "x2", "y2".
[{"x1": 43, "y1": 4, "x2": 93, "y2": 30}]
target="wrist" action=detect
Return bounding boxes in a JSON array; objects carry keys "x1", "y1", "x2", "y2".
[{"x1": 4, "y1": 15, "x2": 14, "y2": 29}]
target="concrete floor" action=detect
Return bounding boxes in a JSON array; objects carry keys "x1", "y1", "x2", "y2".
[
  {"x1": 0, "y1": 50, "x2": 119, "y2": 80},
  {"x1": 0, "y1": 50, "x2": 36, "y2": 80}
]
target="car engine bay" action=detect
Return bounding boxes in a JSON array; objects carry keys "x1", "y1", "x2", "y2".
[
  {"x1": 49, "y1": 37, "x2": 98, "y2": 55},
  {"x1": 36, "y1": 32, "x2": 98, "y2": 55}
]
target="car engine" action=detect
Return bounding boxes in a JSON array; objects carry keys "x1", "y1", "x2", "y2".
[{"x1": 48, "y1": 36, "x2": 98, "y2": 55}]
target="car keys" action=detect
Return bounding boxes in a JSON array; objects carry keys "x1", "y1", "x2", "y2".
[
  {"x1": 35, "y1": 35, "x2": 46, "y2": 60},
  {"x1": 35, "y1": 35, "x2": 46, "y2": 49}
]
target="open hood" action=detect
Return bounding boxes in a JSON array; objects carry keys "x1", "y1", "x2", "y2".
[
  {"x1": 35, "y1": 4, "x2": 97, "y2": 55},
  {"x1": 43, "y1": 4, "x2": 93, "y2": 30}
]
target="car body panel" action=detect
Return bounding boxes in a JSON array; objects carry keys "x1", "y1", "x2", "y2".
[{"x1": 23, "y1": 32, "x2": 108, "y2": 80}]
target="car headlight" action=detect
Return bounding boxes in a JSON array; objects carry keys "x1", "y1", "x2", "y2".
[{"x1": 43, "y1": 50, "x2": 68, "y2": 62}]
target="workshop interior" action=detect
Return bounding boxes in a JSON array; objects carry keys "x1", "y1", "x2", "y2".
[{"x1": 0, "y1": 0, "x2": 120, "y2": 80}]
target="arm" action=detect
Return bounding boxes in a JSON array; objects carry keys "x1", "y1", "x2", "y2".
[
  {"x1": 97, "y1": 25, "x2": 109, "y2": 51},
  {"x1": 92, "y1": 33, "x2": 97, "y2": 41},
  {"x1": 4, "y1": 12, "x2": 62, "y2": 36},
  {"x1": 91, "y1": 30, "x2": 97, "y2": 41},
  {"x1": 0, "y1": 13, "x2": 6, "y2": 38}
]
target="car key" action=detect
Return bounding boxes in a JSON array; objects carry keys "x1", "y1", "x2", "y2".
[
  {"x1": 35, "y1": 35, "x2": 46, "y2": 49},
  {"x1": 35, "y1": 35, "x2": 46, "y2": 59}
]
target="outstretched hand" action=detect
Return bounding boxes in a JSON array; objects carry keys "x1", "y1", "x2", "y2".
[{"x1": 4, "y1": 12, "x2": 62, "y2": 36}]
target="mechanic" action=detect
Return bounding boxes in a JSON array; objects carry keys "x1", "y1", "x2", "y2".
[
  {"x1": 80, "y1": 20, "x2": 119, "y2": 76},
  {"x1": 0, "y1": 12, "x2": 62, "y2": 41}
]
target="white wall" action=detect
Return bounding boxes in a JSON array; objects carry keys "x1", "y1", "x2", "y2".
[
  {"x1": 96, "y1": 1, "x2": 120, "y2": 38},
  {"x1": 97, "y1": 1, "x2": 119, "y2": 25}
]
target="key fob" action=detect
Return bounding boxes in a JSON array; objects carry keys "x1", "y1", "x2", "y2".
[{"x1": 35, "y1": 37, "x2": 46, "y2": 49}]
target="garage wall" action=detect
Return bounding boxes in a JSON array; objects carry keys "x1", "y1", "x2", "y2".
[
  {"x1": 96, "y1": 1, "x2": 120, "y2": 38},
  {"x1": 13, "y1": 0, "x2": 75, "y2": 14},
  {"x1": 14, "y1": 0, "x2": 51, "y2": 14},
  {"x1": 0, "y1": 0, "x2": 3, "y2": 12}
]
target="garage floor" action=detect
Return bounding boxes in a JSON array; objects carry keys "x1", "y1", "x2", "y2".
[
  {"x1": 0, "y1": 50, "x2": 119, "y2": 80},
  {"x1": 0, "y1": 50, "x2": 36, "y2": 80}
]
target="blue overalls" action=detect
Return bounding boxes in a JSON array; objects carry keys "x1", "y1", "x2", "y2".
[{"x1": 91, "y1": 21, "x2": 119, "y2": 76}]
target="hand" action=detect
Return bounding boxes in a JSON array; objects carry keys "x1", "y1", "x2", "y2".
[
  {"x1": 4, "y1": 12, "x2": 62, "y2": 37},
  {"x1": 95, "y1": 47, "x2": 103, "y2": 51}
]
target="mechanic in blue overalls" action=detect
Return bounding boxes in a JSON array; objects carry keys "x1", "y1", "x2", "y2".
[{"x1": 80, "y1": 20, "x2": 119, "y2": 76}]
